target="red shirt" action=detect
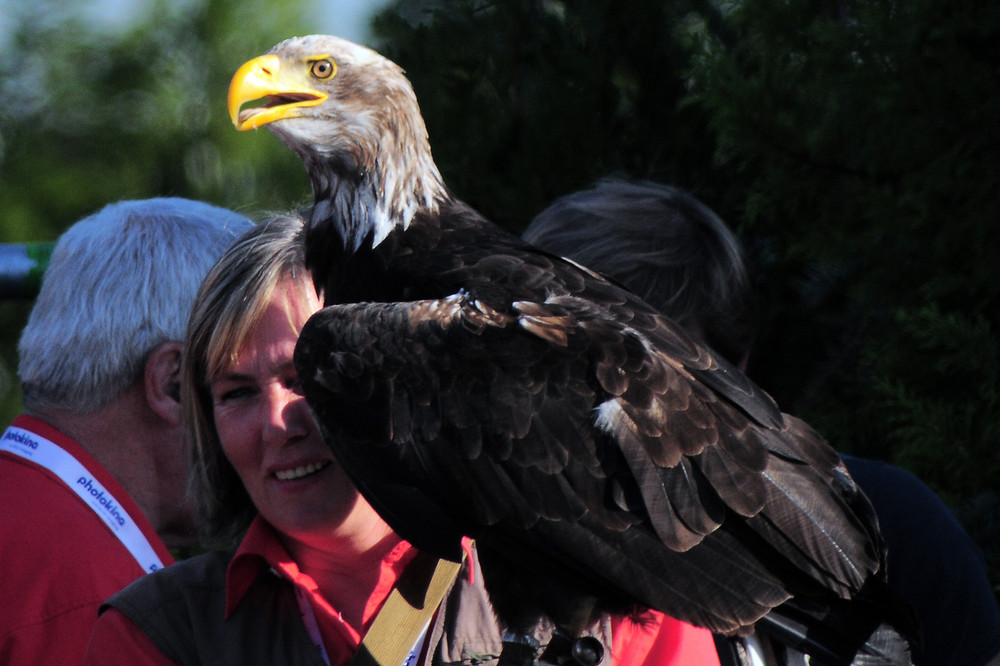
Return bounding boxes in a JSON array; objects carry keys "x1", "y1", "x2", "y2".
[
  {"x1": 228, "y1": 518, "x2": 420, "y2": 666},
  {"x1": 86, "y1": 516, "x2": 421, "y2": 666},
  {"x1": 612, "y1": 611, "x2": 721, "y2": 666},
  {"x1": 86, "y1": 514, "x2": 719, "y2": 665},
  {"x1": 0, "y1": 414, "x2": 174, "y2": 664}
]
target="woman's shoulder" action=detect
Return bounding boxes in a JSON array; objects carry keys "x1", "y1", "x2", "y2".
[
  {"x1": 98, "y1": 549, "x2": 324, "y2": 665},
  {"x1": 103, "y1": 549, "x2": 235, "y2": 619},
  {"x1": 98, "y1": 550, "x2": 242, "y2": 663}
]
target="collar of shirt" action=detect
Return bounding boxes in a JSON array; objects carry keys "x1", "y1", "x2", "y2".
[{"x1": 225, "y1": 516, "x2": 420, "y2": 649}]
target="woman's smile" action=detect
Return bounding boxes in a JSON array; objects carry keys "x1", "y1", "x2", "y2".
[{"x1": 273, "y1": 459, "x2": 333, "y2": 482}]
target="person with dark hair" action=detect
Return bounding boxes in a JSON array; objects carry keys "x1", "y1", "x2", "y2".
[
  {"x1": 0, "y1": 198, "x2": 252, "y2": 663},
  {"x1": 527, "y1": 179, "x2": 756, "y2": 368},
  {"x1": 524, "y1": 178, "x2": 1000, "y2": 666}
]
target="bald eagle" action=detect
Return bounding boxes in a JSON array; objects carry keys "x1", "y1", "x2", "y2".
[{"x1": 228, "y1": 35, "x2": 913, "y2": 665}]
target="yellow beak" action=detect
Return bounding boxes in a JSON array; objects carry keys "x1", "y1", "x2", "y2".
[{"x1": 228, "y1": 54, "x2": 328, "y2": 131}]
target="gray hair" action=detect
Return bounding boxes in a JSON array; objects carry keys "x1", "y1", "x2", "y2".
[
  {"x1": 184, "y1": 212, "x2": 314, "y2": 546},
  {"x1": 18, "y1": 198, "x2": 253, "y2": 414},
  {"x1": 523, "y1": 179, "x2": 755, "y2": 366}
]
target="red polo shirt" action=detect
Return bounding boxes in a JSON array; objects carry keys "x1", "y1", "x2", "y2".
[
  {"x1": 86, "y1": 516, "x2": 421, "y2": 665},
  {"x1": 227, "y1": 519, "x2": 420, "y2": 666},
  {"x1": 86, "y1": 513, "x2": 719, "y2": 665}
]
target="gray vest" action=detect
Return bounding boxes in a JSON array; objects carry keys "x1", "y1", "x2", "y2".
[{"x1": 103, "y1": 550, "x2": 326, "y2": 665}]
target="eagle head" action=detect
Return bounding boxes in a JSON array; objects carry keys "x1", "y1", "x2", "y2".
[{"x1": 228, "y1": 35, "x2": 447, "y2": 251}]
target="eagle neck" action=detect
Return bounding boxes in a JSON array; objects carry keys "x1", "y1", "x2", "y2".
[{"x1": 307, "y1": 141, "x2": 447, "y2": 256}]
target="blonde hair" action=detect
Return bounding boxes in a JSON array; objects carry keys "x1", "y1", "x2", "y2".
[{"x1": 183, "y1": 212, "x2": 316, "y2": 545}]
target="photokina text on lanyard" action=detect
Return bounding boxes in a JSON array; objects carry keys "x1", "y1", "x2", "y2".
[{"x1": 0, "y1": 425, "x2": 164, "y2": 573}]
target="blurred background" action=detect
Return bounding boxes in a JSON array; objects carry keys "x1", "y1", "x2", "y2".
[{"x1": 1, "y1": 0, "x2": 997, "y2": 596}]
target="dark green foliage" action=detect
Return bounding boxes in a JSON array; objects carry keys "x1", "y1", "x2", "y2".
[
  {"x1": 370, "y1": 0, "x2": 723, "y2": 228},
  {"x1": 689, "y1": 0, "x2": 1000, "y2": 503}
]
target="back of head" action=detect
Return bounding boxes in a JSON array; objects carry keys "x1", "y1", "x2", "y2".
[
  {"x1": 18, "y1": 198, "x2": 253, "y2": 414},
  {"x1": 523, "y1": 179, "x2": 755, "y2": 366}
]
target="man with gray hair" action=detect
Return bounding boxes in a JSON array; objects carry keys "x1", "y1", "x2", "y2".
[{"x1": 0, "y1": 198, "x2": 253, "y2": 664}]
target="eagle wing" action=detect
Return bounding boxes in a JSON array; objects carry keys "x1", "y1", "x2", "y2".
[{"x1": 295, "y1": 287, "x2": 879, "y2": 634}]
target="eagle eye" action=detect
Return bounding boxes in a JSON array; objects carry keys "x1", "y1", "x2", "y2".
[{"x1": 310, "y1": 59, "x2": 336, "y2": 80}]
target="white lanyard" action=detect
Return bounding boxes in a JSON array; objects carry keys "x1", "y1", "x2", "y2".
[
  {"x1": 292, "y1": 583, "x2": 428, "y2": 666},
  {"x1": 294, "y1": 584, "x2": 334, "y2": 665},
  {"x1": 0, "y1": 425, "x2": 164, "y2": 573}
]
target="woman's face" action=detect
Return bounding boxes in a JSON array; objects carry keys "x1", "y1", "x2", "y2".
[{"x1": 209, "y1": 278, "x2": 367, "y2": 545}]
